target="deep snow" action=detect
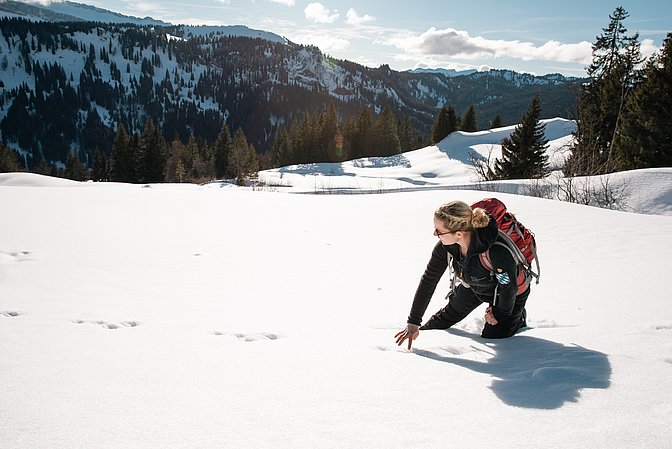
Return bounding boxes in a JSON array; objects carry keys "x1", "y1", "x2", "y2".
[{"x1": 2, "y1": 124, "x2": 672, "y2": 448}]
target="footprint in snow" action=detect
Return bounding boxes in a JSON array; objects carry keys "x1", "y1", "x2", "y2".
[
  {"x1": 213, "y1": 331, "x2": 279, "y2": 342},
  {"x1": 0, "y1": 251, "x2": 31, "y2": 264},
  {"x1": 73, "y1": 319, "x2": 140, "y2": 330},
  {"x1": 2, "y1": 311, "x2": 21, "y2": 317}
]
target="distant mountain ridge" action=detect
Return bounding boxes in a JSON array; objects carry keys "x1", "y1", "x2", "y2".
[
  {"x1": 410, "y1": 67, "x2": 478, "y2": 77},
  {"x1": 0, "y1": 0, "x2": 169, "y2": 25}
]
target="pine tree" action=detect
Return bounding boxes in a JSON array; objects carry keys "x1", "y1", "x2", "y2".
[
  {"x1": 350, "y1": 106, "x2": 373, "y2": 160},
  {"x1": 430, "y1": 105, "x2": 459, "y2": 144},
  {"x1": 460, "y1": 105, "x2": 478, "y2": 132},
  {"x1": 397, "y1": 116, "x2": 413, "y2": 152},
  {"x1": 445, "y1": 105, "x2": 459, "y2": 134},
  {"x1": 110, "y1": 124, "x2": 136, "y2": 183},
  {"x1": 0, "y1": 143, "x2": 22, "y2": 172},
  {"x1": 616, "y1": 33, "x2": 672, "y2": 169},
  {"x1": 374, "y1": 106, "x2": 401, "y2": 156},
  {"x1": 494, "y1": 94, "x2": 549, "y2": 180},
  {"x1": 138, "y1": 118, "x2": 168, "y2": 183},
  {"x1": 64, "y1": 152, "x2": 89, "y2": 181},
  {"x1": 271, "y1": 126, "x2": 294, "y2": 167},
  {"x1": 164, "y1": 138, "x2": 185, "y2": 183},
  {"x1": 91, "y1": 148, "x2": 108, "y2": 181},
  {"x1": 321, "y1": 102, "x2": 339, "y2": 162},
  {"x1": 214, "y1": 123, "x2": 232, "y2": 179},
  {"x1": 491, "y1": 115, "x2": 503, "y2": 129},
  {"x1": 566, "y1": 7, "x2": 643, "y2": 176},
  {"x1": 431, "y1": 106, "x2": 450, "y2": 144},
  {"x1": 229, "y1": 128, "x2": 258, "y2": 185}
]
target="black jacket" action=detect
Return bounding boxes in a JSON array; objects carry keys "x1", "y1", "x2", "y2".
[{"x1": 407, "y1": 215, "x2": 521, "y2": 326}]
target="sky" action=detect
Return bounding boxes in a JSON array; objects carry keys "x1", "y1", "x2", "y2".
[
  {"x1": 2, "y1": 123, "x2": 672, "y2": 447},
  {"x1": 31, "y1": 0, "x2": 672, "y2": 76}
]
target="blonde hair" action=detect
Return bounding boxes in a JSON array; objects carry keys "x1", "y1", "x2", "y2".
[{"x1": 434, "y1": 201, "x2": 490, "y2": 232}]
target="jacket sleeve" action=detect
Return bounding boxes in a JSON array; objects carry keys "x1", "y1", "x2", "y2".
[
  {"x1": 487, "y1": 244, "x2": 519, "y2": 322},
  {"x1": 407, "y1": 242, "x2": 449, "y2": 325}
]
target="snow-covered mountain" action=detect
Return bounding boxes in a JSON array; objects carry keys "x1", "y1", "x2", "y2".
[
  {"x1": 0, "y1": 17, "x2": 580, "y2": 170},
  {"x1": 410, "y1": 67, "x2": 479, "y2": 77},
  {"x1": 0, "y1": 0, "x2": 168, "y2": 25},
  {"x1": 0, "y1": 0, "x2": 287, "y2": 42}
]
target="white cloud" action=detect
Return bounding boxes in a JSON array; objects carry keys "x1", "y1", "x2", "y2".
[
  {"x1": 388, "y1": 27, "x2": 593, "y2": 64},
  {"x1": 640, "y1": 38, "x2": 661, "y2": 60},
  {"x1": 21, "y1": 0, "x2": 60, "y2": 5},
  {"x1": 346, "y1": 8, "x2": 374, "y2": 25},
  {"x1": 125, "y1": 1, "x2": 167, "y2": 14},
  {"x1": 290, "y1": 32, "x2": 349, "y2": 52},
  {"x1": 304, "y1": 3, "x2": 339, "y2": 24},
  {"x1": 214, "y1": 0, "x2": 231, "y2": 4},
  {"x1": 270, "y1": 0, "x2": 296, "y2": 5}
]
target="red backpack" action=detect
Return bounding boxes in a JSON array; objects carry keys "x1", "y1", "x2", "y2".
[{"x1": 471, "y1": 198, "x2": 540, "y2": 294}]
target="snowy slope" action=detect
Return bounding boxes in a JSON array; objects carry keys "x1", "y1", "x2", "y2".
[
  {"x1": 258, "y1": 118, "x2": 672, "y2": 217},
  {"x1": 260, "y1": 118, "x2": 575, "y2": 191},
  {"x1": 1, "y1": 172, "x2": 672, "y2": 449}
]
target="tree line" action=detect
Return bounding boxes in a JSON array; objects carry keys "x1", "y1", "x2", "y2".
[{"x1": 567, "y1": 7, "x2": 672, "y2": 175}]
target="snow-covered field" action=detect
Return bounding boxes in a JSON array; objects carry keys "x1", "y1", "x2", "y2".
[{"x1": 2, "y1": 124, "x2": 672, "y2": 448}]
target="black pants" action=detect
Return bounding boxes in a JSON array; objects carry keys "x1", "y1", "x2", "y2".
[{"x1": 420, "y1": 284, "x2": 529, "y2": 339}]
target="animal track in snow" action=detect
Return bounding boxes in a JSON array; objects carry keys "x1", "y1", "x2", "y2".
[
  {"x1": 213, "y1": 331, "x2": 279, "y2": 342},
  {"x1": 1, "y1": 311, "x2": 21, "y2": 317},
  {"x1": 373, "y1": 345, "x2": 392, "y2": 351},
  {"x1": 0, "y1": 251, "x2": 31, "y2": 264},
  {"x1": 73, "y1": 319, "x2": 140, "y2": 330},
  {"x1": 653, "y1": 324, "x2": 672, "y2": 331}
]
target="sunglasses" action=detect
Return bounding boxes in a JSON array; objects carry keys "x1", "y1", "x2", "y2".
[{"x1": 434, "y1": 228, "x2": 457, "y2": 237}]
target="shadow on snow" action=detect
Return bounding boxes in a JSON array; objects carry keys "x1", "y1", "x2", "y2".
[{"x1": 414, "y1": 330, "x2": 611, "y2": 410}]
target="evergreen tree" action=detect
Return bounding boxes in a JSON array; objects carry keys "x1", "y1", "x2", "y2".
[
  {"x1": 229, "y1": 128, "x2": 258, "y2": 185},
  {"x1": 397, "y1": 116, "x2": 413, "y2": 153},
  {"x1": 431, "y1": 105, "x2": 459, "y2": 144},
  {"x1": 431, "y1": 106, "x2": 450, "y2": 144},
  {"x1": 271, "y1": 126, "x2": 294, "y2": 168},
  {"x1": 321, "y1": 102, "x2": 339, "y2": 162},
  {"x1": 214, "y1": 123, "x2": 232, "y2": 179},
  {"x1": 91, "y1": 148, "x2": 109, "y2": 181},
  {"x1": 615, "y1": 33, "x2": 672, "y2": 169},
  {"x1": 164, "y1": 138, "x2": 186, "y2": 182},
  {"x1": 371, "y1": 106, "x2": 401, "y2": 156},
  {"x1": 445, "y1": 105, "x2": 459, "y2": 134},
  {"x1": 494, "y1": 94, "x2": 549, "y2": 180},
  {"x1": 63, "y1": 152, "x2": 89, "y2": 181},
  {"x1": 491, "y1": 114, "x2": 503, "y2": 129},
  {"x1": 138, "y1": 118, "x2": 168, "y2": 183},
  {"x1": 352, "y1": 106, "x2": 373, "y2": 160},
  {"x1": 110, "y1": 124, "x2": 136, "y2": 183},
  {"x1": 566, "y1": 7, "x2": 643, "y2": 175},
  {"x1": 460, "y1": 105, "x2": 478, "y2": 132},
  {"x1": 0, "y1": 144, "x2": 22, "y2": 172}
]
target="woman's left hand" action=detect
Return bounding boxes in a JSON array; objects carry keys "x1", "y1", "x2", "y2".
[{"x1": 484, "y1": 306, "x2": 498, "y2": 326}]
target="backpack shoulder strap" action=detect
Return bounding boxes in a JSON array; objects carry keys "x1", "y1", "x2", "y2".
[{"x1": 479, "y1": 241, "x2": 514, "y2": 273}]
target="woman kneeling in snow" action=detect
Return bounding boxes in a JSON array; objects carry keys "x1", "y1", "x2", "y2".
[{"x1": 395, "y1": 200, "x2": 529, "y2": 349}]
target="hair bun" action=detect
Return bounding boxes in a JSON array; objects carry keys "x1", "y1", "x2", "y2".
[{"x1": 471, "y1": 207, "x2": 490, "y2": 229}]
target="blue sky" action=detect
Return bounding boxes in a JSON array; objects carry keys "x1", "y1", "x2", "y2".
[{"x1": 50, "y1": 0, "x2": 672, "y2": 75}]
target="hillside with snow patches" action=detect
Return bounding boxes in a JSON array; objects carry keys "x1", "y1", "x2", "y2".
[
  {"x1": 2, "y1": 129, "x2": 672, "y2": 448},
  {"x1": 0, "y1": 9, "x2": 580, "y2": 162}
]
